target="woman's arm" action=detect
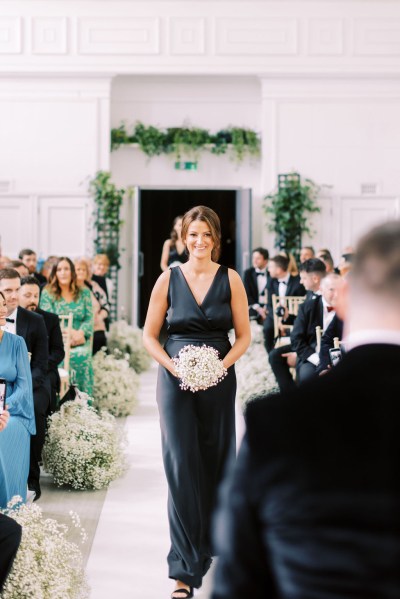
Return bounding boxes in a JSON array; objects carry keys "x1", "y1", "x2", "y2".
[
  {"x1": 143, "y1": 270, "x2": 177, "y2": 376},
  {"x1": 160, "y1": 239, "x2": 171, "y2": 272},
  {"x1": 222, "y1": 269, "x2": 251, "y2": 370},
  {"x1": 7, "y1": 337, "x2": 35, "y2": 435},
  {"x1": 39, "y1": 288, "x2": 54, "y2": 312}
]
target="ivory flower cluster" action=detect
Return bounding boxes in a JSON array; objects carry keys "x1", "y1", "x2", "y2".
[
  {"x1": 108, "y1": 320, "x2": 152, "y2": 373},
  {"x1": 92, "y1": 348, "x2": 139, "y2": 416},
  {"x1": 172, "y1": 344, "x2": 228, "y2": 393},
  {"x1": 0, "y1": 497, "x2": 89, "y2": 599},
  {"x1": 43, "y1": 397, "x2": 126, "y2": 490}
]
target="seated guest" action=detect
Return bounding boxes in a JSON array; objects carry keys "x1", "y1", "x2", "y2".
[
  {"x1": 279, "y1": 249, "x2": 298, "y2": 276},
  {"x1": 299, "y1": 245, "x2": 315, "y2": 263},
  {"x1": 0, "y1": 256, "x2": 10, "y2": 269},
  {"x1": 263, "y1": 255, "x2": 305, "y2": 353},
  {"x1": 316, "y1": 250, "x2": 336, "y2": 274},
  {"x1": 0, "y1": 269, "x2": 49, "y2": 501},
  {"x1": 75, "y1": 258, "x2": 110, "y2": 354},
  {"x1": 19, "y1": 275, "x2": 65, "y2": 414},
  {"x1": 40, "y1": 256, "x2": 58, "y2": 283},
  {"x1": 40, "y1": 257, "x2": 94, "y2": 395},
  {"x1": 18, "y1": 249, "x2": 47, "y2": 286},
  {"x1": 318, "y1": 313, "x2": 344, "y2": 373},
  {"x1": 269, "y1": 258, "x2": 326, "y2": 392},
  {"x1": 243, "y1": 247, "x2": 269, "y2": 323},
  {"x1": 212, "y1": 220, "x2": 400, "y2": 599},
  {"x1": 0, "y1": 409, "x2": 22, "y2": 592},
  {"x1": 291, "y1": 273, "x2": 341, "y2": 384},
  {"x1": 0, "y1": 291, "x2": 35, "y2": 508},
  {"x1": 5, "y1": 261, "x2": 29, "y2": 277},
  {"x1": 92, "y1": 253, "x2": 113, "y2": 328},
  {"x1": 339, "y1": 252, "x2": 354, "y2": 276}
]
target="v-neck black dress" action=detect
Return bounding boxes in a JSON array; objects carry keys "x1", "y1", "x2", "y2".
[{"x1": 157, "y1": 265, "x2": 236, "y2": 589}]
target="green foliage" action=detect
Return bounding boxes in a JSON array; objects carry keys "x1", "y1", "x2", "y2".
[
  {"x1": 89, "y1": 171, "x2": 125, "y2": 269},
  {"x1": 264, "y1": 173, "x2": 320, "y2": 256},
  {"x1": 110, "y1": 121, "x2": 261, "y2": 163}
]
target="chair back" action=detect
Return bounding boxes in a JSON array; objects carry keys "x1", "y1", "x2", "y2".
[
  {"x1": 333, "y1": 336, "x2": 341, "y2": 349},
  {"x1": 59, "y1": 313, "x2": 73, "y2": 373},
  {"x1": 272, "y1": 294, "x2": 306, "y2": 342},
  {"x1": 315, "y1": 325, "x2": 323, "y2": 354}
]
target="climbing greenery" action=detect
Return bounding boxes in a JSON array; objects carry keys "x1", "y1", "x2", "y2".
[
  {"x1": 89, "y1": 171, "x2": 126, "y2": 269},
  {"x1": 111, "y1": 122, "x2": 261, "y2": 163},
  {"x1": 264, "y1": 173, "x2": 320, "y2": 257}
]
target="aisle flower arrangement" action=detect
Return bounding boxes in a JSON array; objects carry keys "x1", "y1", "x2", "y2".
[
  {"x1": 43, "y1": 396, "x2": 126, "y2": 490},
  {"x1": 234, "y1": 321, "x2": 279, "y2": 406},
  {"x1": 92, "y1": 348, "x2": 140, "y2": 416},
  {"x1": 0, "y1": 497, "x2": 89, "y2": 599},
  {"x1": 107, "y1": 320, "x2": 152, "y2": 374}
]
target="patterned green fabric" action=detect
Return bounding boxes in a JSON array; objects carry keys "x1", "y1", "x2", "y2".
[{"x1": 40, "y1": 287, "x2": 94, "y2": 395}]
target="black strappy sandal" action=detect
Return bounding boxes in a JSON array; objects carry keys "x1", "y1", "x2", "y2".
[{"x1": 171, "y1": 587, "x2": 193, "y2": 599}]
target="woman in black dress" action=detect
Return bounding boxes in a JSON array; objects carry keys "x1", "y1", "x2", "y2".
[
  {"x1": 144, "y1": 206, "x2": 250, "y2": 598},
  {"x1": 160, "y1": 216, "x2": 187, "y2": 271}
]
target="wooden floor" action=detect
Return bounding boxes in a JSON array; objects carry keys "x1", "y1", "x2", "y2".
[{"x1": 40, "y1": 362, "x2": 230, "y2": 598}]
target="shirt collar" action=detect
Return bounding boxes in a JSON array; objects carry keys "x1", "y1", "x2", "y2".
[
  {"x1": 278, "y1": 274, "x2": 290, "y2": 284},
  {"x1": 7, "y1": 308, "x2": 18, "y2": 320},
  {"x1": 255, "y1": 268, "x2": 267, "y2": 274},
  {"x1": 344, "y1": 329, "x2": 400, "y2": 351}
]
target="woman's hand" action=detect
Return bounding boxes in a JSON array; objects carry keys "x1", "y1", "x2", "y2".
[
  {"x1": 70, "y1": 329, "x2": 85, "y2": 347},
  {"x1": 0, "y1": 409, "x2": 10, "y2": 432}
]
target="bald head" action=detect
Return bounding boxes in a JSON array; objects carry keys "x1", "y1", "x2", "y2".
[{"x1": 320, "y1": 273, "x2": 342, "y2": 307}]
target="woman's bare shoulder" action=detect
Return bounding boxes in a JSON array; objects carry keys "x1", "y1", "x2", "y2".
[{"x1": 153, "y1": 269, "x2": 172, "y2": 293}]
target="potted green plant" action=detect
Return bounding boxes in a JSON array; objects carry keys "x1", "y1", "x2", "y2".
[{"x1": 264, "y1": 173, "x2": 320, "y2": 257}]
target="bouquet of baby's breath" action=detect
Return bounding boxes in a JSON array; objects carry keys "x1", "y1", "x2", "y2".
[
  {"x1": 92, "y1": 347, "x2": 140, "y2": 416},
  {"x1": 231, "y1": 321, "x2": 279, "y2": 406},
  {"x1": 43, "y1": 396, "x2": 126, "y2": 490},
  {"x1": 0, "y1": 497, "x2": 89, "y2": 599},
  {"x1": 108, "y1": 320, "x2": 152, "y2": 373},
  {"x1": 172, "y1": 344, "x2": 228, "y2": 393}
]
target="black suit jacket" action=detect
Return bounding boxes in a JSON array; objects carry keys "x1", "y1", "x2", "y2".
[
  {"x1": 290, "y1": 295, "x2": 324, "y2": 364},
  {"x1": 212, "y1": 344, "x2": 400, "y2": 599},
  {"x1": 266, "y1": 275, "x2": 306, "y2": 324},
  {"x1": 36, "y1": 307, "x2": 65, "y2": 390},
  {"x1": 243, "y1": 267, "x2": 269, "y2": 307},
  {"x1": 16, "y1": 306, "x2": 48, "y2": 391},
  {"x1": 318, "y1": 314, "x2": 344, "y2": 372}
]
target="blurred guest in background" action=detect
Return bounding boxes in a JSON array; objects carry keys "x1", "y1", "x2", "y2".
[
  {"x1": 40, "y1": 257, "x2": 94, "y2": 395},
  {"x1": 6, "y1": 261, "x2": 29, "y2": 277},
  {"x1": 338, "y1": 252, "x2": 354, "y2": 276},
  {"x1": 0, "y1": 256, "x2": 10, "y2": 269},
  {"x1": 18, "y1": 249, "x2": 47, "y2": 286},
  {"x1": 40, "y1": 256, "x2": 58, "y2": 283},
  {"x1": 75, "y1": 258, "x2": 109, "y2": 354},
  {"x1": 299, "y1": 246, "x2": 315, "y2": 263},
  {"x1": 212, "y1": 220, "x2": 400, "y2": 599},
  {"x1": 279, "y1": 249, "x2": 299, "y2": 276},
  {"x1": 160, "y1": 216, "x2": 187, "y2": 271}
]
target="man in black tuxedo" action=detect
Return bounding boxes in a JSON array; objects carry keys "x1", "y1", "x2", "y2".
[
  {"x1": 0, "y1": 410, "x2": 22, "y2": 592},
  {"x1": 18, "y1": 248, "x2": 47, "y2": 287},
  {"x1": 243, "y1": 247, "x2": 269, "y2": 323},
  {"x1": 263, "y1": 255, "x2": 305, "y2": 353},
  {"x1": 318, "y1": 313, "x2": 344, "y2": 373},
  {"x1": 291, "y1": 273, "x2": 341, "y2": 384},
  {"x1": 19, "y1": 275, "x2": 65, "y2": 414},
  {"x1": 0, "y1": 269, "x2": 49, "y2": 501},
  {"x1": 212, "y1": 220, "x2": 400, "y2": 599},
  {"x1": 268, "y1": 258, "x2": 327, "y2": 392}
]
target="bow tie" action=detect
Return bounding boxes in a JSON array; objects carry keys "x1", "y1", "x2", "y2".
[
  {"x1": 5, "y1": 318, "x2": 15, "y2": 323},
  {"x1": 326, "y1": 306, "x2": 335, "y2": 313},
  {"x1": 256, "y1": 271, "x2": 266, "y2": 277},
  {"x1": 278, "y1": 280, "x2": 287, "y2": 285}
]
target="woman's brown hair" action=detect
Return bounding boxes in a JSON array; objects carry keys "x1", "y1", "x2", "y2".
[
  {"x1": 46, "y1": 257, "x2": 81, "y2": 300},
  {"x1": 170, "y1": 215, "x2": 183, "y2": 247},
  {"x1": 181, "y1": 206, "x2": 221, "y2": 262}
]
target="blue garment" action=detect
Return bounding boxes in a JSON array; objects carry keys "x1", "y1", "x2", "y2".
[{"x1": 0, "y1": 333, "x2": 35, "y2": 507}]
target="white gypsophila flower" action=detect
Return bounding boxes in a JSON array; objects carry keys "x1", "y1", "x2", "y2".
[
  {"x1": 231, "y1": 322, "x2": 279, "y2": 406},
  {"x1": 108, "y1": 320, "x2": 152, "y2": 374},
  {"x1": 172, "y1": 344, "x2": 228, "y2": 393},
  {"x1": 43, "y1": 397, "x2": 126, "y2": 490},
  {"x1": 92, "y1": 348, "x2": 140, "y2": 417},
  {"x1": 0, "y1": 497, "x2": 89, "y2": 599}
]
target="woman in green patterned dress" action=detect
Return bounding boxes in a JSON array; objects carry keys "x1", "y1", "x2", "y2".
[{"x1": 40, "y1": 257, "x2": 94, "y2": 395}]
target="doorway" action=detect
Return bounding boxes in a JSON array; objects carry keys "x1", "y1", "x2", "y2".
[{"x1": 134, "y1": 188, "x2": 251, "y2": 327}]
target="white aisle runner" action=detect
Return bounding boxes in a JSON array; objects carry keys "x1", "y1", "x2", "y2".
[{"x1": 86, "y1": 362, "x2": 228, "y2": 599}]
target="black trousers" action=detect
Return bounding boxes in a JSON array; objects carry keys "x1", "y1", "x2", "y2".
[
  {"x1": 29, "y1": 385, "x2": 50, "y2": 486},
  {"x1": 0, "y1": 514, "x2": 21, "y2": 592},
  {"x1": 269, "y1": 344, "x2": 297, "y2": 393},
  {"x1": 263, "y1": 317, "x2": 275, "y2": 353},
  {"x1": 47, "y1": 370, "x2": 59, "y2": 415},
  {"x1": 297, "y1": 361, "x2": 318, "y2": 385},
  {"x1": 157, "y1": 341, "x2": 236, "y2": 589}
]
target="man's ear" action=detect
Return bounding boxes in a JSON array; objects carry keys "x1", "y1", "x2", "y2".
[{"x1": 335, "y1": 278, "x2": 349, "y2": 322}]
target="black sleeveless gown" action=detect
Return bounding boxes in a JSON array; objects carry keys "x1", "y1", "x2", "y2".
[{"x1": 156, "y1": 265, "x2": 236, "y2": 589}]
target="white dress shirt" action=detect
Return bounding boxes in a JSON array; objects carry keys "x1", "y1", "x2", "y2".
[
  {"x1": 278, "y1": 274, "x2": 290, "y2": 303},
  {"x1": 1, "y1": 307, "x2": 17, "y2": 335},
  {"x1": 255, "y1": 269, "x2": 267, "y2": 306},
  {"x1": 307, "y1": 299, "x2": 336, "y2": 367}
]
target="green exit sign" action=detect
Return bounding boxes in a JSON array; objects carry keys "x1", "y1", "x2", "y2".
[{"x1": 175, "y1": 161, "x2": 198, "y2": 171}]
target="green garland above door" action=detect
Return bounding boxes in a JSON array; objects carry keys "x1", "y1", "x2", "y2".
[{"x1": 111, "y1": 122, "x2": 261, "y2": 164}]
